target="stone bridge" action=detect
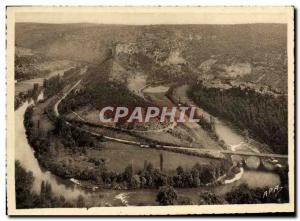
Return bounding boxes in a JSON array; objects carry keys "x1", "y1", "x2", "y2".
[{"x1": 219, "y1": 150, "x2": 288, "y2": 170}]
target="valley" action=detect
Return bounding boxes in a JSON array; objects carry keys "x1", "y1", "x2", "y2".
[{"x1": 14, "y1": 23, "x2": 289, "y2": 207}]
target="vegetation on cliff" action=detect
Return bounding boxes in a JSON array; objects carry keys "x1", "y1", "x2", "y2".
[{"x1": 188, "y1": 83, "x2": 288, "y2": 154}]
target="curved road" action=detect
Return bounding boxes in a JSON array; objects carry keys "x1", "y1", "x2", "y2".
[{"x1": 53, "y1": 79, "x2": 81, "y2": 117}]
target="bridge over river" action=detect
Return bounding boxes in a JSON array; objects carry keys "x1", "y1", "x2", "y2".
[
  {"x1": 219, "y1": 150, "x2": 288, "y2": 159},
  {"x1": 160, "y1": 145, "x2": 288, "y2": 170}
]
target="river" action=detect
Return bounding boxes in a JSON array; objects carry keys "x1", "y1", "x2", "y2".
[
  {"x1": 15, "y1": 92, "x2": 93, "y2": 200},
  {"x1": 14, "y1": 83, "x2": 281, "y2": 206},
  {"x1": 15, "y1": 67, "x2": 74, "y2": 95}
]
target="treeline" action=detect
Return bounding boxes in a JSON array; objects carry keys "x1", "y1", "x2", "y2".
[
  {"x1": 94, "y1": 161, "x2": 229, "y2": 189},
  {"x1": 155, "y1": 185, "x2": 224, "y2": 205},
  {"x1": 188, "y1": 83, "x2": 288, "y2": 154},
  {"x1": 54, "y1": 117, "x2": 100, "y2": 149},
  {"x1": 156, "y1": 182, "x2": 289, "y2": 206},
  {"x1": 43, "y1": 75, "x2": 64, "y2": 98},
  {"x1": 15, "y1": 55, "x2": 48, "y2": 81},
  {"x1": 88, "y1": 159, "x2": 230, "y2": 190},
  {"x1": 156, "y1": 166, "x2": 289, "y2": 205},
  {"x1": 15, "y1": 161, "x2": 85, "y2": 208},
  {"x1": 24, "y1": 106, "x2": 51, "y2": 157}
]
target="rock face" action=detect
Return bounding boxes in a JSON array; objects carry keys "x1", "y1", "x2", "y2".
[
  {"x1": 116, "y1": 43, "x2": 138, "y2": 55},
  {"x1": 198, "y1": 59, "x2": 217, "y2": 73},
  {"x1": 223, "y1": 63, "x2": 252, "y2": 78},
  {"x1": 164, "y1": 50, "x2": 186, "y2": 65}
]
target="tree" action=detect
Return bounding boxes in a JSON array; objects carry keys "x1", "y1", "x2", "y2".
[
  {"x1": 130, "y1": 175, "x2": 141, "y2": 189},
  {"x1": 156, "y1": 185, "x2": 177, "y2": 205},
  {"x1": 40, "y1": 181, "x2": 54, "y2": 207},
  {"x1": 40, "y1": 181, "x2": 46, "y2": 205},
  {"x1": 225, "y1": 184, "x2": 261, "y2": 204},
  {"x1": 54, "y1": 117, "x2": 67, "y2": 135},
  {"x1": 123, "y1": 164, "x2": 133, "y2": 182},
  {"x1": 177, "y1": 196, "x2": 193, "y2": 205},
  {"x1": 140, "y1": 176, "x2": 147, "y2": 188},
  {"x1": 160, "y1": 152, "x2": 164, "y2": 172},
  {"x1": 199, "y1": 191, "x2": 224, "y2": 205},
  {"x1": 176, "y1": 166, "x2": 184, "y2": 175},
  {"x1": 154, "y1": 172, "x2": 168, "y2": 188},
  {"x1": 145, "y1": 162, "x2": 154, "y2": 173},
  {"x1": 198, "y1": 165, "x2": 214, "y2": 184},
  {"x1": 76, "y1": 195, "x2": 85, "y2": 208},
  {"x1": 15, "y1": 161, "x2": 39, "y2": 208},
  {"x1": 191, "y1": 168, "x2": 201, "y2": 187}
]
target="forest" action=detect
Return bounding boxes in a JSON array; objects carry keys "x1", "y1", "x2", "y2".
[
  {"x1": 43, "y1": 75, "x2": 64, "y2": 98},
  {"x1": 188, "y1": 83, "x2": 288, "y2": 154},
  {"x1": 15, "y1": 54, "x2": 49, "y2": 81}
]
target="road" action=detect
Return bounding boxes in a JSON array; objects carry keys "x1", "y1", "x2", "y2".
[{"x1": 53, "y1": 79, "x2": 81, "y2": 117}]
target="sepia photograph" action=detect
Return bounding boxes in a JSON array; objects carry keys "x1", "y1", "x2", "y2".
[{"x1": 6, "y1": 6, "x2": 294, "y2": 215}]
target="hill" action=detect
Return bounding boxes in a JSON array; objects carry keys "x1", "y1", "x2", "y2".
[{"x1": 16, "y1": 23, "x2": 288, "y2": 93}]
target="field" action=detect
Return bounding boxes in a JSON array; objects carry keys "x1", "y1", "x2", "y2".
[
  {"x1": 83, "y1": 141, "x2": 217, "y2": 174},
  {"x1": 31, "y1": 136, "x2": 218, "y2": 177}
]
